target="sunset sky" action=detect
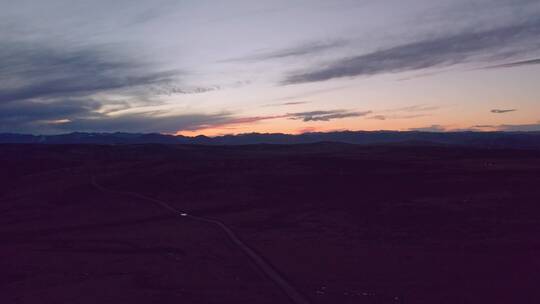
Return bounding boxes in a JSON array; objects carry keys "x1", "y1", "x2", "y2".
[{"x1": 1, "y1": 0, "x2": 539, "y2": 135}]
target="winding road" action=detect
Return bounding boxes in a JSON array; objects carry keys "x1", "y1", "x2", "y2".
[{"x1": 91, "y1": 176, "x2": 311, "y2": 304}]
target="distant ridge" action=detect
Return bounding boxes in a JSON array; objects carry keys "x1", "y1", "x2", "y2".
[{"x1": 1, "y1": 131, "x2": 540, "y2": 149}]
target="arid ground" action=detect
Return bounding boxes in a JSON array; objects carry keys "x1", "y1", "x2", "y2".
[{"x1": 1, "y1": 144, "x2": 540, "y2": 303}]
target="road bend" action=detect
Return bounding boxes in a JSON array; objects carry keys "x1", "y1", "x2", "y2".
[{"x1": 91, "y1": 176, "x2": 311, "y2": 304}]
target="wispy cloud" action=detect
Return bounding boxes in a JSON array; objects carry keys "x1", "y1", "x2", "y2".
[
  {"x1": 472, "y1": 125, "x2": 496, "y2": 128},
  {"x1": 224, "y1": 40, "x2": 347, "y2": 62},
  {"x1": 179, "y1": 109, "x2": 369, "y2": 134},
  {"x1": 485, "y1": 58, "x2": 540, "y2": 69},
  {"x1": 473, "y1": 122, "x2": 540, "y2": 132},
  {"x1": 409, "y1": 125, "x2": 447, "y2": 132},
  {"x1": 149, "y1": 85, "x2": 221, "y2": 96},
  {"x1": 385, "y1": 105, "x2": 441, "y2": 113},
  {"x1": 182, "y1": 114, "x2": 287, "y2": 132},
  {"x1": 366, "y1": 104, "x2": 438, "y2": 120},
  {"x1": 288, "y1": 110, "x2": 371, "y2": 122},
  {"x1": 498, "y1": 123, "x2": 540, "y2": 132},
  {"x1": 296, "y1": 126, "x2": 320, "y2": 134},
  {"x1": 491, "y1": 109, "x2": 517, "y2": 113},
  {"x1": 263, "y1": 101, "x2": 310, "y2": 107},
  {"x1": 367, "y1": 114, "x2": 429, "y2": 120},
  {"x1": 367, "y1": 115, "x2": 387, "y2": 121},
  {"x1": 282, "y1": 18, "x2": 540, "y2": 84}
]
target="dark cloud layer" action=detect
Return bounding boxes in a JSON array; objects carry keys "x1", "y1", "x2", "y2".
[
  {"x1": 0, "y1": 32, "x2": 225, "y2": 103},
  {"x1": 0, "y1": 96, "x2": 235, "y2": 134},
  {"x1": 0, "y1": 99, "x2": 101, "y2": 121},
  {"x1": 58, "y1": 113, "x2": 236, "y2": 134},
  {"x1": 0, "y1": 39, "x2": 232, "y2": 133},
  {"x1": 0, "y1": 98, "x2": 101, "y2": 133},
  {"x1": 0, "y1": 41, "x2": 180, "y2": 104},
  {"x1": 283, "y1": 19, "x2": 540, "y2": 84}
]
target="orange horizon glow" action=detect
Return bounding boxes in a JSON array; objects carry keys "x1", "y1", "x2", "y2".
[{"x1": 174, "y1": 124, "x2": 504, "y2": 137}]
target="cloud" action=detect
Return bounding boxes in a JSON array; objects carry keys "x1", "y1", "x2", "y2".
[
  {"x1": 473, "y1": 122, "x2": 540, "y2": 132},
  {"x1": 149, "y1": 85, "x2": 221, "y2": 96},
  {"x1": 282, "y1": 18, "x2": 540, "y2": 84},
  {"x1": 126, "y1": 1, "x2": 180, "y2": 26},
  {"x1": 183, "y1": 115, "x2": 288, "y2": 132},
  {"x1": 409, "y1": 125, "x2": 447, "y2": 132},
  {"x1": 0, "y1": 86, "x2": 282, "y2": 134},
  {"x1": 0, "y1": 98, "x2": 102, "y2": 133},
  {"x1": 491, "y1": 109, "x2": 517, "y2": 113},
  {"x1": 45, "y1": 111, "x2": 289, "y2": 135},
  {"x1": 497, "y1": 123, "x2": 540, "y2": 132},
  {"x1": 263, "y1": 101, "x2": 310, "y2": 107},
  {"x1": 58, "y1": 113, "x2": 241, "y2": 134},
  {"x1": 178, "y1": 109, "x2": 370, "y2": 133},
  {"x1": 472, "y1": 125, "x2": 496, "y2": 128},
  {"x1": 0, "y1": 96, "x2": 240, "y2": 134},
  {"x1": 385, "y1": 105, "x2": 441, "y2": 113},
  {"x1": 486, "y1": 58, "x2": 540, "y2": 69},
  {"x1": 0, "y1": 99, "x2": 101, "y2": 121},
  {"x1": 0, "y1": 39, "x2": 231, "y2": 134},
  {"x1": 288, "y1": 110, "x2": 371, "y2": 122},
  {"x1": 367, "y1": 113, "x2": 429, "y2": 120},
  {"x1": 182, "y1": 109, "x2": 369, "y2": 133},
  {"x1": 366, "y1": 104, "x2": 438, "y2": 120},
  {"x1": 224, "y1": 40, "x2": 347, "y2": 62},
  {"x1": 282, "y1": 101, "x2": 308, "y2": 106},
  {"x1": 296, "y1": 127, "x2": 319, "y2": 134},
  {"x1": 368, "y1": 115, "x2": 387, "y2": 121},
  {"x1": 0, "y1": 40, "x2": 180, "y2": 104}
]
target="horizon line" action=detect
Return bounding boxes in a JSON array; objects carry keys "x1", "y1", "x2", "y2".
[{"x1": 2, "y1": 129, "x2": 540, "y2": 138}]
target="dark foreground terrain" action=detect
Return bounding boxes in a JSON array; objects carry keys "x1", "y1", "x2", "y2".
[{"x1": 1, "y1": 143, "x2": 540, "y2": 303}]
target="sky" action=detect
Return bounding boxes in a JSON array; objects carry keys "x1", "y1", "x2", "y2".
[{"x1": 1, "y1": 0, "x2": 540, "y2": 135}]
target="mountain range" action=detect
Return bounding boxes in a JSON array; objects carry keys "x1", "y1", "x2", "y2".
[{"x1": 2, "y1": 131, "x2": 540, "y2": 149}]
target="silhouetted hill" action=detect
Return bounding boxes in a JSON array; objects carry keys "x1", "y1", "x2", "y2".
[{"x1": 2, "y1": 131, "x2": 540, "y2": 149}]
